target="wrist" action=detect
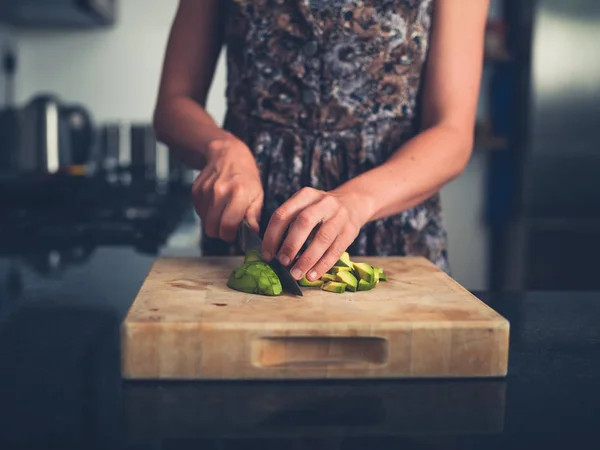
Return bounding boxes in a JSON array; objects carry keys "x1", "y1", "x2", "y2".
[
  {"x1": 332, "y1": 187, "x2": 376, "y2": 228},
  {"x1": 205, "y1": 132, "x2": 256, "y2": 165}
]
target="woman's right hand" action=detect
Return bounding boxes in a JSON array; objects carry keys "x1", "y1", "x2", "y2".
[{"x1": 192, "y1": 134, "x2": 264, "y2": 242}]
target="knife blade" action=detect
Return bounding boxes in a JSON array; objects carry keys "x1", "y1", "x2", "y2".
[{"x1": 238, "y1": 220, "x2": 303, "y2": 296}]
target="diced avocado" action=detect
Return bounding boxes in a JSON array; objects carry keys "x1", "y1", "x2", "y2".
[
  {"x1": 335, "y1": 251, "x2": 353, "y2": 268},
  {"x1": 244, "y1": 249, "x2": 263, "y2": 263},
  {"x1": 375, "y1": 268, "x2": 388, "y2": 281},
  {"x1": 357, "y1": 279, "x2": 376, "y2": 291},
  {"x1": 227, "y1": 261, "x2": 282, "y2": 296},
  {"x1": 299, "y1": 276, "x2": 323, "y2": 287},
  {"x1": 336, "y1": 271, "x2": 357, "y2": 292},
  {"x1": 353, "y1": 262, "x2": 375, "y2": 283},
  {"x1": 321, "y1": 273, "x2": 337, "y2": 282},
  {"x1": 330, "y1": 266, "x2": 353, "y2": 275},
  {"x1": 321, "y1": 281, "x2": 347, "y2": 293}
]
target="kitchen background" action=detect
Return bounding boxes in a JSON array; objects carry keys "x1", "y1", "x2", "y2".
[{"x1": 1, "y1": 0, "x2": 598, "y2": 291}]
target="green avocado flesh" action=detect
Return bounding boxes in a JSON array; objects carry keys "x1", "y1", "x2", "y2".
[
  {"x1": 321, "y1": 281, "x2": 347, "y2": 293},
  {"x1": 329, "y1": 266, "x2": 353, "y2": 275},
  {"x1": 375, "y1": 267, "x2": 388, "y2": 281},
  {"x1": 336, "y1": 271, "x2": 358, "y2": 292},
  {"x1": 299, "y1": 277, "x2": 323, "y2": 287},
  {"x1": 320, "y1": 273, "x2": 338, "y2": 283},
  {"x1": 357, "y1": 279, "x2": 376, "y2": 291},
  {"x1": 353, "y1": 262, "x2": 375, "y2": 283},
  {"x1": 227, "y1": 259, "x2": 283, "y2": 296},
  {"x1": 228, "y1": 251, "x2": 388, "y2": 296},
  {"x1": 335, "y1": 252, "x2": 353, "y2": 268}
]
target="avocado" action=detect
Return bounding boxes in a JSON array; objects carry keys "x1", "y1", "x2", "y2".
[
  {"x1": 329, "y1": 266, "x2": 353, "y2": 275},
  {"x1": 357, "y1": 279, "x2": 376, "y2": 291},
  {"x1": 227, "y1": 261, "x2": 282, "y2": 296},
  {"x1": 244, "y1": 249, "x2": 263, "y2": 263},
  {"x1": 373, "y1": 268, "x2": 380, "y2": 284},
  {"x1": 335, "y1": 251, "x2": 353, "y2": 268},
  {"x1": 321, "y1": 281, "x2": 347, "y2": 293},
  {"x1": 321, "y1": 273, "x2": 338, "y2": 283},
  {"x1": 336, "y1": 271, "x2": 358, "y2": 292},
  {"x1": 375, "y1": 267, "x2": 388, "y2": 281},
  {"x1": 299, "y1": 276, "x2": 323, "y2": 287},
  {"x1": 353, "y1": 262, "x2": 375, "y2": 283}
]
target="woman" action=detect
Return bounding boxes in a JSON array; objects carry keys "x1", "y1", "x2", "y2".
[{"x1": 154, "y1": 0, "x2": 488, "y2": 283}]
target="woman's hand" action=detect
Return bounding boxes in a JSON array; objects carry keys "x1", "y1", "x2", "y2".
[
  {"x1": 261, "y1": 187, "x2": 372, "y2": 282},
  {"x1": 192, "y1": 135, "x2": 263, "y2": 242}
]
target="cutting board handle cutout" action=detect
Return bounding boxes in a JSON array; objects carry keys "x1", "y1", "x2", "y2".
[{"x1": 251, "y1": 337, "x2": 388, "y2": 370}]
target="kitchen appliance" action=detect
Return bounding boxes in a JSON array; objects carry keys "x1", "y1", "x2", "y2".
[
  {"x1": 238, "y1": 219, "x2": 303, "y2": 296},
  {"x1": 0, "y1": 0, "x2": 116, "y2": 29},
  {"x1": 0, "y1": 93, "x2": 95, "y2": 176},
  {"x1": 121, "y1": 256, "x2": 509, "y2": 380}
]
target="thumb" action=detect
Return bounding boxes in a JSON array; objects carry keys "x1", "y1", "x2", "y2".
[{"x1": 245, "y1": 196, "x2": 263, "y2": 233}]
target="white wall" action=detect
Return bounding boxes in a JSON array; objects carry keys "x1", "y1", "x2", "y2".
[
  {"x1": 13, "y1": 0, "x2": 489, "y2": 290},
  {"x1": 15, "y1": 0, "x2": 227, "y2": 125}
]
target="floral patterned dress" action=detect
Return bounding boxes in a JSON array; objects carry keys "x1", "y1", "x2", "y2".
[{"x1": 202, "y1": 0, "x2": 450, "y2": 273}]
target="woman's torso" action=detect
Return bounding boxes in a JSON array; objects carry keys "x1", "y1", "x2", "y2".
[
  {"x1": 203, "y1": 0, "x2": 449, "y2": 273},
  {"x1": 223, "y1": 0, "x2": 434, "y2": 132}
]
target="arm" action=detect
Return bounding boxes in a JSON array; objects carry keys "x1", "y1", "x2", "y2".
[
  {"x1": 153, "y1": 0, "x2": 229, "y2": 169},
  {"x1": 154, "y1": 0, "x2": 263, "y2": 239},
  {"x1": 261, "y1": 0, "x2": 489, "y2": 280}
]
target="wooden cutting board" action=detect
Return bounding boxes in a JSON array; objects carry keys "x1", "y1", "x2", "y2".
[{"x1": 122, "y1": 257, "x2": 509, "y2": 380}]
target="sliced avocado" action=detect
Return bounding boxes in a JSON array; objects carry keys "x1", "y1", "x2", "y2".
[
  {"x1": 227, "y1": 261, "x2": 282, "y2": 296},
  {"x1": 373, "y1": 268, "x2": 380, "y2": 284},
  {"x1": 299, "y1": 276, "x2": 323, "y2": 287},
  {"x1": 244, "y1": 249, "x2": 263, "y2": 263},
  {"x1": 357, "y1": 279, "x2": 376, "y2": 291},
  {"x1": 353, "y1": 262, "x2": 375, "y2": 283},
  {"x1": 330, "y1": 266, "x2": 353, "y2": 275},
  {"x1": 336, "y1": 271, "x2": 357, "y2": 292},
  {"x1": 375, "y1": 267, "x2": 388, "y2": 281},
  {"x1": 335, "y1": 251, "x2": 353, "y2": 268},
  {"x1": 321, "y1": 273, "x2": 337, "y2": 282},
  {"x1": 321, "y1": 281, "x2": 347, "y2": 293}
]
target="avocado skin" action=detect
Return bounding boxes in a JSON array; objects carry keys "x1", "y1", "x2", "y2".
[{"x1": 227, "y1": 261, "x2": 283, "y2": 296}]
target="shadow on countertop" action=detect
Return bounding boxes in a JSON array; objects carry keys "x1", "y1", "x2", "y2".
[{"x1": 0, "y1": 288, "x2": 599, "y2": 449}]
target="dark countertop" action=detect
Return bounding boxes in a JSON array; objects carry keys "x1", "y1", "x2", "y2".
[{"x1": 1, "y1": 208, "x2": 599, "y2": 449}]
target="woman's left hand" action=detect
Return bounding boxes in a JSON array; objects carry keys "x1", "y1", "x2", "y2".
[{"x1": 261, "y1": 187, "x2": 371, "y2": 282}]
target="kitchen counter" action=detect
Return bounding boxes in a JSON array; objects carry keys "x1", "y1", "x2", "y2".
[{"x1": 1, "y1": 213, "x2": 599, "y2": 449}]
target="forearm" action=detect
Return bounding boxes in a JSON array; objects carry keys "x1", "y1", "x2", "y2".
[
  {"x1": 153, "y1": 96, "x2": 230, "y2": 170},
  {"x1": 333, "y1": 123, "x2": 473, "y2": 223}
]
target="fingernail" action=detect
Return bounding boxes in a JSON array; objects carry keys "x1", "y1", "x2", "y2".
[
  {"x1": 262, "y1": 251, "x2": 272, "y2": 261},
  {"x1": 279, "y1": 255, "x2": 290, "y2": 266},
  {"x1": 308, "y1": 271, "x2": 317, "y2": 281},
  {"x1": 291, "y1": 268, "x2": 302, "y2": 279}
]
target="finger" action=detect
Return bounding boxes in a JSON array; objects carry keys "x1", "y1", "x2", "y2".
[
  {"x1": 245, "y1": 195, "x2": 264, "y2": 233},
  {"x1": 277, "y1": 197, "x2": 338, "y2": 269},
  {"x1": 289, "y1": 214, "x2": 344, "y2": 280},
  {"x1": 219, "y1": 188, "x2": 252, "y2": 243},
  {"x1": 261, "y1": 187, "x2": 320, "y2": 261},
  {"x1": 306, "y1": 231, "x2": 356, "y2": 281},
  {"x1": 192, "y1": 169, "x2": 217, "y2": 223},
  {"x1": 204, "y1": 181, "x2": 229, "y2": 239}
]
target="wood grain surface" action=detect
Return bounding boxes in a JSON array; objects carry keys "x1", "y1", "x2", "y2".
[{"x1": 122, "y1": 256, "x2": 509, "y2": 380}]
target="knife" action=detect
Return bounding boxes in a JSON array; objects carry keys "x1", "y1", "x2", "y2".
[{"x1": 237, "y1": 220, "x2": 303, "y2": 296}]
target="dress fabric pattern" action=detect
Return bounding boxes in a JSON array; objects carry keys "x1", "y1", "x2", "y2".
[{"x1": 202, "y1": 0, "x2": 450, "y2": 273}]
